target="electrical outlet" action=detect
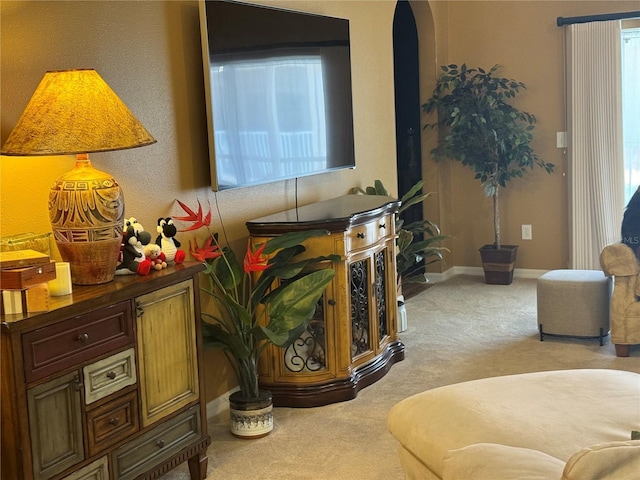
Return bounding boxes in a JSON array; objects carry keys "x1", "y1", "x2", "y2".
[{"x1": 522, "y1": 224, "x2": 532, "y2": 240}]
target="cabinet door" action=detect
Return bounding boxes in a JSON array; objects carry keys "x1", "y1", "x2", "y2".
[
  {"x1": 266, "y1": 280, "x2": 337, "y2": 383},
  {"x1": 374, "y1": 245, "x2": 391, "y2": 345},
  {"x1": 349, "y1": 242, "x2": 396, "y2": 360},
  {"x1": 136, "y1": 280, "x2": 199, "y2": 427},
  {"x1": 349, "y1": 256, "x2": 373, "y2": 360},
  {"x1": 27, "y1": 371, "x2": 84, "y2": 480}
]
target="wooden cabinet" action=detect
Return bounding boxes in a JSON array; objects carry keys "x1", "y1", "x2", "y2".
[
  {"x1": 1, "y1": 264, "x2": 210, "y2": 480},
  {"x1": 247, "y1": 195, "x2": 405, "y2": 407}
]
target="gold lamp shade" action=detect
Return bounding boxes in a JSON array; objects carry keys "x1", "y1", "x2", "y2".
[{"x1": 1, "y1": 69, "x2": 156, "y2": 285}]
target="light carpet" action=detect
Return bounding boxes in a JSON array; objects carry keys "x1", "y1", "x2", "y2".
[{"x1": 162, "y1": 274, "x2": 640, "y2": 479}]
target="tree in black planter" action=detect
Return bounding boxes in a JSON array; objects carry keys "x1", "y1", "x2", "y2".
[{"x1": 422, "y1": 64, "x2": 554, "y2": 284}]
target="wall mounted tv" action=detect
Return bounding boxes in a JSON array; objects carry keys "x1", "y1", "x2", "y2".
[{"x1": 199, "y1": 0, "x2": 356, "y2": 191}]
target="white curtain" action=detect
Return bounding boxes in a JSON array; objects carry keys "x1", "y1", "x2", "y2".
[
  {"x1": 566, "y1": 20, "x2": 624, "y2": 269},
  {"x1": 623, "y1": 28, "x2": 640, "y2": 204}
]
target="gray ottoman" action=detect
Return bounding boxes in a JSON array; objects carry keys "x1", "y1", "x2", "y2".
[{"x1": 537, "y1": 269, "x2": 611, "y2": 345}]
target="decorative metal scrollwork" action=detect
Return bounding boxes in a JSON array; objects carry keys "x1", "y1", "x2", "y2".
[
  {"x1": 350, "y1": 259, "x2": 370, "y2": 358},
  {"x1": 284, "y1": 297, "x2": 327, "y2": 372},
  {"x1": 376, "y1": 250, "x2": 387, "y2": 340}
]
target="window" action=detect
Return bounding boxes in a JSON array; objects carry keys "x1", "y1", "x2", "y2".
[{"x1": 622, "y1": 28, "x2": 640, "y2": 204}]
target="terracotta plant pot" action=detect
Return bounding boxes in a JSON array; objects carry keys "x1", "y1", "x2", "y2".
[
  {"x1": 478, "y1": 245, "x2": 518, "y2": 285},
  {"x1": 229, "y1": 390, "x2": 273, "y2": 439}
]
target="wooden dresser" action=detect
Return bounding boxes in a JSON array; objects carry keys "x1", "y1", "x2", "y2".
[
  {"x1": 1, "y1": 263, "x2": 210, "y2": 480},
  {"x1": 247, "y1": 195, "x2": 405, "y2": 407}
]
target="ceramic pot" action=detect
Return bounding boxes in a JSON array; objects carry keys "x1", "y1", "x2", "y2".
[{"x1": 229, "y1": 390, "x2": 273, "y2": 439}]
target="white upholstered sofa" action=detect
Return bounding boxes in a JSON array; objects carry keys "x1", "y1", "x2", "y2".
[{"x1": 387, "y1": 369, "x2": 640, "y2": 480}]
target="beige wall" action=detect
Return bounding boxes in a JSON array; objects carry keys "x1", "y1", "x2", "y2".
[
  {"x1": 418, "y1": 0, "x2": 640, "y2": 271},
  {"x1": 0, "y1": 0, "x2": 397, "y2": 401}
]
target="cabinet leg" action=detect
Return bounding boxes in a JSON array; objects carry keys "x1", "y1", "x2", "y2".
[
  {"x1": 615, "y1": 344, "x2": 630, "y2": 357},
  {"x1": 188, "y1": 451, "x2": 208, "y2": 480}
]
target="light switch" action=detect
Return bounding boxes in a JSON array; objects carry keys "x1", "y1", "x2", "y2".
[{"x1": 556, "y1": 132, "x2": 567, "y2": 149}]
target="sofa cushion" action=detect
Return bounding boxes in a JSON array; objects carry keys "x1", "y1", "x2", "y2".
[
  {"x1": 387, "y1": 370, "x2": 640, "y2": 479},
  {"x1": 562, "y1": 440, "x2": 640, "y2": 480},
  {"x1": 442, "y1": 443, "x2": 564, "y2": 480}
]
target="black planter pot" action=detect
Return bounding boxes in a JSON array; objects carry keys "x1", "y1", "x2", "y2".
[
  {"x1": 478, "y1": 244, "x2": 518, "y2": 285},
  {"x1": 229, "y1": 389, "x2": 273, "y2": 439}
]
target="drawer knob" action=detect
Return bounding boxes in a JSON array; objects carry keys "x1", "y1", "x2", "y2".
[
  {"x1": 106, "y1": 371, "x2": 116, "y2": 380},
  {"x1": 76, "y1": 333, "x2": 89, "y2": 343},
  {"x1": 328, "y1": 299, "x2": 336, "y2": 306},
  {"x1": 156, "y1": 440, "x2": 165, "y2": 449},
  {"x1": 108, "y1": 417, "x2": 120, "y2": 426},
  {"x1": 356, "y1": 232, "x2": 365, "y2": 239},
  {"x1": 379, "y1": 223, "x2": 386, "y2": 229}
]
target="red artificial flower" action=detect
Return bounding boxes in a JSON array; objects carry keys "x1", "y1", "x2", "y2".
[
  {"x1": 243, "y1": 241, "x2": 271, "y2": 274},
  {"x1": 190, "y1": 236, "x2": 222, "y2": 262},
  {"x1": 174, "y1": 199, "x2": 212, "y2": 232}
]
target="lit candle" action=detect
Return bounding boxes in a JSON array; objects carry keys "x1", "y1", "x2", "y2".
[{"x1": 48, "y1": 262, "x2": 72, "y2": 296}]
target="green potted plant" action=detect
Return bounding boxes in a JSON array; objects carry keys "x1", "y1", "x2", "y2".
[
  {"x1": 422, "y1": 64, "x2": 553, "y2": 284},
  {"x1": 352, "y1": 179, "x2": 448, "y2": 290},
  {"x1": 175, "y1": 200, "x2": 338, "y2": 438}
]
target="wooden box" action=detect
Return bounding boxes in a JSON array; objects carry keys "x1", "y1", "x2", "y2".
[
  {"x1": 1, "y1": 261, "x2": 57, "y2": 290},
  {"x1": 0, "y1": 249, "x2": 50, "y2": 269}
]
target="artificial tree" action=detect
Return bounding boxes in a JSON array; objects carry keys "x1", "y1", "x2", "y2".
[{"x1": 422, "y1": 64, "x2": 553, "y2": 283}]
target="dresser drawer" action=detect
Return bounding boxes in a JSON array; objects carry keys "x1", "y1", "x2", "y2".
[
  {"x1": 22, "y1": 301, "x2": 134, "y2": 383},
  {"x1": 83, "y1": 348, "x2": 136, "y2": 404},
  {"x1": 60, "y1": 456, "x2": 108, "y2": 480},
  {"x1": 86, "y1": 390, "x2": 139, "y2": 457},
  {"x1": 111, "y1": 406, "x2": 201, "y2": 480},
  {"x1": 346, "y1": 215, "x2": 393, "y2": 253}
]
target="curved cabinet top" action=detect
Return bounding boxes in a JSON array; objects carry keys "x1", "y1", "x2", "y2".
[{"x1": 246, "y1": 195, "x2": 400, "y2": 235}]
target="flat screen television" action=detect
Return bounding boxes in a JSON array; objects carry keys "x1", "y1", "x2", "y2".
[{"x1": 199, "y1": 0, "x2": 356, "y2": 191}]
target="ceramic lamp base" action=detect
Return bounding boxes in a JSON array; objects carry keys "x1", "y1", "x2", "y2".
[
  {"x1": 56, "y1": 239, "x2": 122, "y2": 285},
  {"x1": 49, "y1": 155, "x2": 124, "y2": 285}
]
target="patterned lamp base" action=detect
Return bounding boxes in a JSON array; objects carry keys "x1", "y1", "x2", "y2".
[{"x1": 49, "y1": 156, "x2": 124, "y2": 285}]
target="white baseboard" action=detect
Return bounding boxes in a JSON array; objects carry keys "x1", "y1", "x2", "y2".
[
  {"x1": 205, "y1": 386, "x2": 238, "y2": 421},
  {"x1": 426, "y1": 266, "x2": 549, "y2": 283}
]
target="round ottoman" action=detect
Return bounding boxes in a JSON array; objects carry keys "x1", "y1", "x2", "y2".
[{"x1": 536, "y1": 269, "x2": 611, "y2": 345}]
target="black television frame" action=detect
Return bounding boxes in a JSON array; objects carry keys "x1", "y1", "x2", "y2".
[{"x1": 198, "y1": 0, "x2": 356, "y2": 191}]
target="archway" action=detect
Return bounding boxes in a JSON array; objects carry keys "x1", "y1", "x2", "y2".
[{"x1": 393, "y1": 0, "x2": 422, "y2": 225}]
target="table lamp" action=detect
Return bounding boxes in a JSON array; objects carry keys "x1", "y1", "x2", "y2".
[{"x1": 1, "y1": 69, "x2": 156, "y2": 285}]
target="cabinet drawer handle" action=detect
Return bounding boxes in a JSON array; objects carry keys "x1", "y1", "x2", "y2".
[
  {"x1": 108, "y1": 417, "x2": 120, "y2": 426},
  {"x1": 379, "y1": 223, "x2": 386, "y2": 229},
  {"x1": 106, "y1": 371, "x2": 116, "y2": 380},
  {"x1": 356, "y1": 232, "x2": 365, "y2": 239},
  {"x1": 156, "y1": 440, "x2": 165, "y2": 449},
  {"x1": 76, "y1": 333, "x2": 89, "y2": 343}
]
